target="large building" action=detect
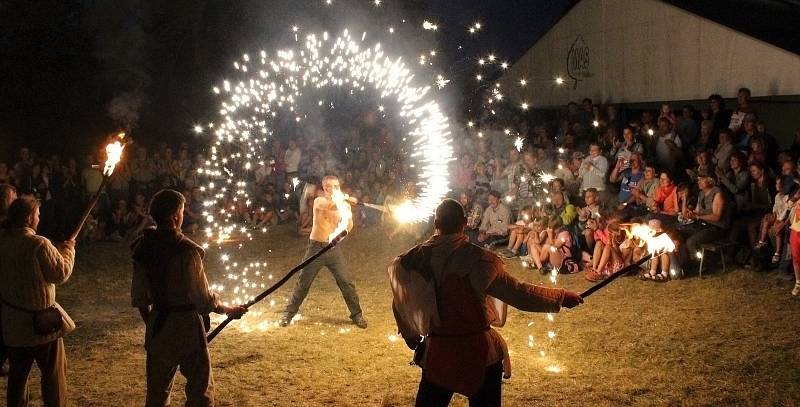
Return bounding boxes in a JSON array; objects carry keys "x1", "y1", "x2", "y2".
[{"x1": 501, "y1": 0, "x2": 800, "y2": 142}]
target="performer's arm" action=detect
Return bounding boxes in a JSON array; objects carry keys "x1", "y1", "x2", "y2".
[
  {"x1": 185, "y1": 250, "x2": 224, "y2": 315},
  {"x1": 36, "y1": 238, "x2": 75, "y2": 285},
  {"x1": 470, "y1": 253, "x2": 565, "y2": 312}
]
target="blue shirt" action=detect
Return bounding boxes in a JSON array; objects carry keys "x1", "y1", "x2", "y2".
[{"x1": 618, "y1": 169, "x2": 644, "y2": 203}]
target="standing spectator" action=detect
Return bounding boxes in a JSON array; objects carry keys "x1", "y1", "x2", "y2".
[
  {"x1": 0, "y1": 198, "x2": 76, "y2": 406},
  {"x1": 12, "y1": 148, "x2": 33, "y2": 191},
  {"x1": 730, "y1": 163, "x2": 773, "y2": 250},
  {"x1": 611, "y1": 126, "x2": 644, "y2": 170},
  {"x1": 478, "y1": 190, "x2": 511, "y2": 247},
  {"x1": 713, "y1": 129, "x2": 735, "y2": 171},
  {"x1": 578, "y1": 143, "x2": 609, "y2": 195},
  {"x1": 284, "y1": 139, "x2": 302, "y2": 180},
  {"x1": 787, "y1": 201, "x2": 800, "y2": 296},
  {"x1": 654, "y1": 117, "x2": 682, "y2": 173},
  {"x1": 707, "y1": 94, "x2": 732, "y2": 136},
  {"x1": 658, "y1": 103, "x2": 678, "y2": 127},
  {"x1": 676, "y1": 105, "x2": 700, "y2": 146},
  {"x1": 729, "y1": 87, "x2": 755, "y2": 133},
  {"x1": 692, "y1": 120, "x2": 715, "y2": 157}
]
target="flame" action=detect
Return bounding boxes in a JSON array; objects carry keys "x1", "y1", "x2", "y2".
[
  {"x1": 103, "y1": 132, "x2": 126, "y2": 176},
  {"x1": 392, "y1": 200, "x2": 416, "y2": 224},
  {"x1": 328, "y1": 189, "x2": 352, "y2": 242},
  {"x1": 625, "y1": 224, "x2": 676, "y2": 255}
]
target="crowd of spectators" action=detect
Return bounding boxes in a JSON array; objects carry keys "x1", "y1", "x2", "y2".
[
  {"x1": 2, "y1": 87, "x2": 800, "y2": 296},
  {"x1": 450, "y1": 87, "x2": 800, "y2": 296}
]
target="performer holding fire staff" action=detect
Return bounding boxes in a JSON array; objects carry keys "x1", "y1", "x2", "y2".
[
  {"x1": 390, "y1": 199, "x2": 583, "y2": 407},
  {"x1": 279, "y1": 175, "x2": 367, "y2": 328},
  {"x1": 131, "y1": 189, "x2": 247, "y2": 406}
]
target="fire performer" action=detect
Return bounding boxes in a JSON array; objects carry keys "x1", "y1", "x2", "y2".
[
  {"x1": 279, "y1": 175, "x2": 367, "y2": 328},
  {"x1": 390, "y1": 199, "x2": 583, "y2": 406},
  {"x1": 131, "y1": 189, "x2": 247, "y2": 406}
]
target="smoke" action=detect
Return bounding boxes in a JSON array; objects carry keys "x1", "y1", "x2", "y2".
[{"x1": 106, "y1": 90, "x2": 145, "y2": 131}]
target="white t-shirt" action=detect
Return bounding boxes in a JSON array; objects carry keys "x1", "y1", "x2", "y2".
[{"x1": 284, "y1": 147, "x2": 302, "y2": 173}]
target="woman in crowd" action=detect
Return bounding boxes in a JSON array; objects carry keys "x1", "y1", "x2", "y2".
[{"x1": 718, "y1": 151, "x2": 750, "y2": 210}]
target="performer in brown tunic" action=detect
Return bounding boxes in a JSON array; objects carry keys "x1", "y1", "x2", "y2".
[
  {"x1": 131, "y1": 189, "x2": 246, "y2": 407},
  {"x1": 390, "y1": 199, "x2": 583, "y2": 406}
]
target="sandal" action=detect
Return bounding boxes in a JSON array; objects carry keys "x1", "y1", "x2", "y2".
[
  {"x1": 652, "y1": 273, "x2": 669, "y2": 282},
  {"x1": 754, "y1": 241, "x2": 767, "y2": 250},
  {"x1": 772, "y1": 252, "x2": 781, "y2": 264},
  {"x1": 640, "y1": 269, "x2": 658, "y2": 280},
  {"x1": 585, "y1": 269, "x2": 606, "y2": 282}
]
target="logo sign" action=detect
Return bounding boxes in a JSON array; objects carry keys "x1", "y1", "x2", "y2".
[{"x1": 566, "y1": 35, "x2": 592, "y2": 89}]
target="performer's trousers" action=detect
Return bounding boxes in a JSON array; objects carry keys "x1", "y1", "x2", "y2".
[
  {"x1": 415, "y1": 361, "x2": 503, "y2": 407},
  {"x1": 145, "y1": 347, "x2": 214, "y2": 407},
  {"x1": 283, "y1": 240, "x2": 363, "y2": 320},
  {"x1": 6, "y1": 338, "x2": 67, "y2": 407}
]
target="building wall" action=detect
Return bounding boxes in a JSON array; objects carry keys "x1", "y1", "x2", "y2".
[{"x1": 502, "y1": 0, "x2": 800, "y2": 108}]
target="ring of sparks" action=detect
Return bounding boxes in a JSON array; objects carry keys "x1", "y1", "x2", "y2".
[{"x1": 195, "y1": 29, "x2": 453, "y2": 307}]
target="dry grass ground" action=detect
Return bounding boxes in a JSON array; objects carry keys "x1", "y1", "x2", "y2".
[{"x1": 3, "y1": 224, "x2": 800, "y2": 406}]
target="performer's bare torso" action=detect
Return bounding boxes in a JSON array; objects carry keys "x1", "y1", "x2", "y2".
[{"x1": 309, "y1": 178, "x2": 353, "y2": 242}]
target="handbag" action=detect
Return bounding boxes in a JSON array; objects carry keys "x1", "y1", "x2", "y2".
[{"x1": 1, "y1": 299, "x2": 65, "y2": 336}]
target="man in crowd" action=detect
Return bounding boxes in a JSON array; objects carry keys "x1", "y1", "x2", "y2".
[
  {"x1": 0, "y1": 197, "x2": 76, "y2": 406},
  {"x1": 390, "y1": 198, "x2": 583, "y2": 406},
  {"x1": 279, "y1": 175, "x2": 367, "y2": 329},
  {"x1": 477, "y1": 190, "x2": 511, "y2": 248},
  {"x1": 131, "y1": 189, "x2": 247, "y2": 406},
  {"x1": 578, "y1": 142, "x2": 608, "y2": 195}
]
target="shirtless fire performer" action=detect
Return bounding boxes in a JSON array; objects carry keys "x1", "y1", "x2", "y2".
[{"x1": 279, "y1": 175, "x2": 367, "y2": 328}]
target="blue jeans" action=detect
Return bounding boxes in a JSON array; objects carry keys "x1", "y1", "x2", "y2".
[{"x1": 283, "y1": 240, "x2": 363, "y2": 320}]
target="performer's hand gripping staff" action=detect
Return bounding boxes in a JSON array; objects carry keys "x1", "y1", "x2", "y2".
[{"x1": 206, "y1": 230, "x2": 349, "y2": 343}]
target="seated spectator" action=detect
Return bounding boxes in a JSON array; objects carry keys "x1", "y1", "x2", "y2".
[
  {"x1": 0, "y1": 162, "x2": 14, "y2": 186},
  {"x1": 477, "y1": 190, "x2": 511, "y2": 247},
  {"x1": 182, "y1": 187, "x2": 205, "y2": 234},
  {"x1": 522, "y1": 217, "x2": 548, "y2": 269},
  {"x1": 577, "y1": 188, "x2": 602, "y2": 252},
  {"x1": 546, "y1": 190, "x2": 577, "y2": 228},
  {"x1": 748, "y1": 138, "x2": 767, "y2": 168},
  {"x1": 713, "y1": 128, "x2": 735, "y2": 171},
  {"x1": 578, "y1": 143, "x2": 609, "y2": 195},
  {"x1": 718, "y1": 151, "x2": 750, "y2": 210},
  {"x1": 679, "y1": 174, "x2": 729, "y2": 269},
  {"x1": 686, "y1": 150, "x2": 713, "y2": 182},
  {"x1": 473, "y1": 161, "x2": 491, "y2": 194},
  {"x1": 457, "y1": 189, "x2": 483, "y2": 241},
  {"x1": 106, "y1": 199, "x2": 134, "y2": 242},
  {"x1": 692, "y1": 120, "x2": 715, "y2": 157},
  {"x1": 554, "y1": 155, "x2": 577, "y2": 196},
  {"x1": 254, "y1": 189, "x2": 278, "y2": 228},
  {"x1": 755, "y1": 176, "x2": 795, "y2": 264},
  {"x1": 609, "y1": 153, "x2": 645, "y2": 212},
  {"x1": 502, "y1": 206, "x2": 533, "y2": 258},
  {"x1": 729, "y1": 163, "x2": 773, "y2": 250},
  {"x1": 585, "y1": 212, "x2": 625, "y2": 282},
  {"x1": 537, "y1": 215, "x2": 579, "y2": 274},
  {"x1": 630, "y1": 163, "x2": 659, "y2": 211},
  {"x1": 129, "y1": 191, "x2": 154, "y2": 238},
  {"x1": 647, "y1": 171, "x2": 680, "y2": 226}
]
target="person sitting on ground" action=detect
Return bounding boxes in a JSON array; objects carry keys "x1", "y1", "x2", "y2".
[
  {"x1": 577, "y1": 188, "x2": 602, "y2": 254},
  {"x1": 522, "y1": 217, "x2": 548, "y2": 269},
  {"x1": 755, "y1": 176, "x2": 795, "y2": 264},
  {"x1": 478, "y1": 190, "x2": 511, "y2": 248},
  {"x1": 459, "y1": 190, "x2": 483, "y2": 244},
  {"x1": 537, "y1": 215, "x2": 580, "y2": 274},
  {"x1": 585, "y1": 212, "x2": 625, "y2": 282},
  {"x1": 502, "y1": 206, "x2": 533, "y2": 258},
  {"x1": 549, "y1": 178, "x2": 570, "y2": 204}
]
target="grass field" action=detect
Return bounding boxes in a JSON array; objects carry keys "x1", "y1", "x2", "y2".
[{"x1": 3, "y1": 224, "x2": 800, "y2": 406}]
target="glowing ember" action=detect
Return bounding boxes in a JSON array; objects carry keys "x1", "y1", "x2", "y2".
[
  {"x1": 626, "y1": 224, "x2": 676, "y2": 254},
  {"x1": 103, "y1": 133, "x2": 126, "y2": 176}
]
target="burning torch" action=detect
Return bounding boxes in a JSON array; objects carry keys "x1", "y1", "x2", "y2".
[
  {"x1": 581, "y1": 224, "x2": 676, "y2": 298},
  {"x1": 67, "y1": 132, "x2": 128, "y2": 241}
]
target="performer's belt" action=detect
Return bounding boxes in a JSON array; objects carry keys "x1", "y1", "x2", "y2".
[
  {"x1": 152, "y1": 304, "x2": 196, "y2": 312},
  {"x1": 429, "y1": 326, "x2": 490, "y2": 338}
]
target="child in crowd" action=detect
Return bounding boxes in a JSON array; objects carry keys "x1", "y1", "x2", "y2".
[
  {"x1": 522, "y1": 217, "x2": 548, "y2": 269},
  {"x1": 585, "y1": 212, "x2": 625, "y2": 282},
  {"x1": 502, "y1": 206, "x2": 532, "y2": 258},
  {"x1": 640, "y1": 219, "x2": 671, "y2": 281},
  {"x1": 537, "y1": 215, "x2": 579, "y2": 274},
  {"x1": 755, "y1": 176, "x2": 795, "y2": 263}
]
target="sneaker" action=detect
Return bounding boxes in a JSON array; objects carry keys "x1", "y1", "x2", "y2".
[
  {"x1": 792, "y1": 284, "x2": 800, "y2": 296},
  {"x1": 278, "y1": 316, "x2": 292, "y2": 327},
  {"x1": 754, "y1": 241, "x2": 767, "y2": 250},
  {"x1": 352, "y1": 316, "x2": 368, "y2": 329}
]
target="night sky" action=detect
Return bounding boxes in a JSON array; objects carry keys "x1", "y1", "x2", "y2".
[{"x1": 0, "y1": 0, "x2": 574, "y2": 158}]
